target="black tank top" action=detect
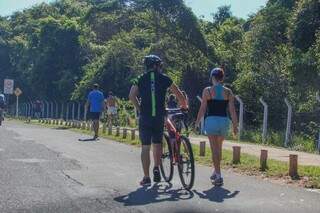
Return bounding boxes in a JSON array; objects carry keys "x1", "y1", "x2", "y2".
[{"x1": 207, "y1": 85, "x2": 229, "y2": 117}]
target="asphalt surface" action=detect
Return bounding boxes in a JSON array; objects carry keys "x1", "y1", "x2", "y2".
[{"x1": 0, "y1": 120, "x2": 320, "y2": 213}]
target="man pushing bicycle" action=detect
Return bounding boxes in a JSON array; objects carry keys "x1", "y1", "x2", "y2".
[{"x1": 129, "y1": 55, "x2": 188, "y2": 185}]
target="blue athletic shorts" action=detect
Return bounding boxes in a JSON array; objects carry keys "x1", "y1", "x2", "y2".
[
  {"x1": 204, "y1": 116, "x2": 230, "y2": 136},
  {"x1": 89, "y1": 112, "x2": 101, "y2": 120}
]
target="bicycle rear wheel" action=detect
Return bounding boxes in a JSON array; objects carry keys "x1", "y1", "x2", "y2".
[
  {"x1": 160, "y1": 134, "x2": 174, "y2": 182},
  {"x1": 177, "y1": 135, "x2": 195, "y2": 190}
]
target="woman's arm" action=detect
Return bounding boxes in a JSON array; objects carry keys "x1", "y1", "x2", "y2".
[
  {"x1": 228, "y1": 89, "x2": 238, "y2": 136},
  {"x1": 195, "y1": 88, "x2": 208, "y2": 127}
]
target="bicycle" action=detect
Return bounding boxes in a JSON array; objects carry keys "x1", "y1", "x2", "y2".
[{"x1": 160, "y1": 108, "x2": 195, "y2": 190}]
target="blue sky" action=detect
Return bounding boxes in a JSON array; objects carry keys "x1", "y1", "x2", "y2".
[
  {"x1": 0, "y1": 0, "x2": 268, "y2": 19},
  {"x1": 186, "y1": 0, "x2": 268, "y2": 20}
]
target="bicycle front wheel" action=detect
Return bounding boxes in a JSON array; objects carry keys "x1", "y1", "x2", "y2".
[
  {"x1": 177, "y1": 135, "x2": 195, "y2": 190},
  {"x1": 160, "y1": 134, "x2": 174, "y2": 182}
]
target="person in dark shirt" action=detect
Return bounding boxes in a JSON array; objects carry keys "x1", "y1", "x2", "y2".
[
  {"x1": 167, "y1": 94, "x2": 178, "y2": 109},
  {"x1": 129, "y1": 55, "x2": 188, "y2": 185}
]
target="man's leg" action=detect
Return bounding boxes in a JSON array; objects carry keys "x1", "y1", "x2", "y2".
[
  {"x1": 110, "y1": 114, "x2": 114, "y2": 126},
  {"x1": 152, "y1": 143, "x2": 162, "y2": 167},
  {"x1": 151, "y1": 120, "x2": 164, "y2": 183},
  {"x1": 93, "y1": 119, "x2": 99, "y2": 137},
  {"x1": 151, "y1": 143, "x2": 162, "y2": 183},
  {"x1": 141, "y1": 145, "x2": 151, "y2": 177},
  {"x1": 139, "y1": 117, "x2": 152, "y2": 185},
  {"x1": 106, "y1": 112, "x2": 111, "y2": 127}
]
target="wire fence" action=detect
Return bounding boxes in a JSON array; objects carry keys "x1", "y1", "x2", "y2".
[{"x1": 6, "y1": 92, "x2": 320, "y2": 153}]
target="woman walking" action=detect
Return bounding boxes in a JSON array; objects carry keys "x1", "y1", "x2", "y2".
[{"x1": 196, "y1": 68, "x2": 238, "y2": 186}]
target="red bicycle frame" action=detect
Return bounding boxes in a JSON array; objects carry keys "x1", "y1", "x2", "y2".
[{"x1": 165, "y1": 117, "x2": 182, "y2": 164}]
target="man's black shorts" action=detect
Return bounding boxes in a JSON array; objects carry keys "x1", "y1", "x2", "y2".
[
  {"x1": 89, "y1": 112, "x2": 101, "y2": 120},
  {"x1": 139, "y1": 116, "x2": 165, "y2": 146}
]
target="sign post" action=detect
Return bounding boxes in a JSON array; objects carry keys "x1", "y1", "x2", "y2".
[
  {"x1": 4, "y1": 79, "x2": 14, "y2": 109},
  {"x1": 4, "y1": 79, "x2": 14, "y2": 95},
  {"x1": 235, "y1": 95, "x2": 244, "y2": 141},
  {"x1": 14, "y1": 88, "x2": 22, "y2": 117}
]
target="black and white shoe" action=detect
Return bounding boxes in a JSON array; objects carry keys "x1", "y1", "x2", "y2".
[
  {"x1": 153, "y1": 167, "x2": 161, "y2": 183},
  {"x1": 140, "y1": 177, "x2": 151, "y2": 186},
  {"x1": 213, "y1": 177, "x2": 224, "y2": 186}
]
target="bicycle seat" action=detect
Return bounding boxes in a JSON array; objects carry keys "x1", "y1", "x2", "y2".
[
  {"x1": 166, "y1": 108, "x2": 181, "y2": 114},
  {"x1": 171, "y1": 113, "x2": 184, "y2": 121}
]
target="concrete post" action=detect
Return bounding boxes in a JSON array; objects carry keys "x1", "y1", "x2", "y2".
[
  {"x1": 77, "y1": 101, "x2": 81, "y2": 121},
  {"x1": 131, "y1": 129, "x2": 136, "y2": 140},
  {"x1": 259, "y1": 98, "x2": 268, "y2": 143},
  {"x1": 72, "y1": 102, "x2": 75, "y2": 121},
  {"x1": 260, "y1": 150, "x2": 268, "y2": 171},
  {"x1": 25, "y1": 102, "x2": 29, "y2": 118},
  {"x1": 235, "y1": 95, "x2": 244, "y2": 141},
  {"x1": 66, "y1": 102, "x2": 70, "y2": 121},
  {"x1": 316, "y1": 93, "x2": 320, "y2": 152},
  {"x1": 199, "y1": 141, "x2": 206, "y2": 156},
  {"x1": 25, "y1": 103, "x2": 29, "y2": 117},
  {"x1": 41, "y1": 101, "x2": 45, "y2": 119},
  {"x1": 84, "y1": 105, "x2": 87, "y2": 121},
  {"x1": 116, "y1": 127, "x2": 120, "y2": 137},
  {"x1": 60, "y1": 102, "x2": 64, "y2": 120},
  {"x1": 55, "y1": 101, "x2": 59, "y2": 119},
  {"x1": 289, "y1": 154, "x2": 298, "y2": 178},
  {"x1": 23, "y1": 103, "x2": 26, "y2": 117},
  {"x1": 29, "y1": 102, "x2": 33, "y2": 118},
  {"x1": 45, "y1": 101, "x2": 49, "y2": 119},
  {"x1": 50, "y1": 101, "x2": 54, "y2": 119},
  {"x1": 232, "y1": 146, "x2": 241, "y2": 164},
  {"x1": 25, "y1": 103, "x2": 32, "y2": 117},
  {"x1": 123, "y1": 128, "x2": 127, "y2": 139},
  {"x1": 284, "y1": 98, "x2": 292, "y2": 147}
]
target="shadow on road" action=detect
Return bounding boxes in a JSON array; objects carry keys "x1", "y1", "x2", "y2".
[
  {"x1": 53, "y1": 127, "x2": 70, "y2": 130},
  {"x1": 78, "y1": 138, "x2": 99, "y2": 142},
  {"x1": 193, "y1": 186, "x2": 239, "y2": 203},
  {"x1": 114, "y1": 183, "x2": 194, "y2": 206}
]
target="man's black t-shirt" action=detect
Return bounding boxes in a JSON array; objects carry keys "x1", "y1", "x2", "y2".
[{"x1": 133, "y1": 71, "x2": 173, "y2": 119}]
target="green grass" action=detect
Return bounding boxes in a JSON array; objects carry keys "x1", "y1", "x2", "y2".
[
  {"x1": 239, "y1": 130, "x2": 318, "y2": 153},
  {"x1": 21, "y1": 118, "x2": 320, "y2": 189}
]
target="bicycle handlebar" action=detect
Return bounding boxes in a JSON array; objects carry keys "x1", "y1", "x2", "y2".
[{"x1": 166, "y1": 108, "x2": 189, "y2": 132}]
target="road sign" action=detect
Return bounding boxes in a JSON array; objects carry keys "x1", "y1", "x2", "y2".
[
  {"x1": 4, "y1": 79, "x2": 14, "y2": 94},
  {"x1": 14, "y1": 88, "x2": 22, "y2": 97}
]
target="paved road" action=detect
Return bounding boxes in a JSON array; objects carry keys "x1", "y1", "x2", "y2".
[{"x1": 0, "y1": 121, "x2": 320, "y2": 213}]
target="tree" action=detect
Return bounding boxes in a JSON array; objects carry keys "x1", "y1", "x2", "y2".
[
  {"x1": 212, "y1": 5, "x2": 232, "y2": 26},
  {"x1": 289, "y1": 0, "x2": 320, "y2": 51}
]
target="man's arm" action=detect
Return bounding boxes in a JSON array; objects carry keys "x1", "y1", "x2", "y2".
[
  {"x1": 169, "y1": 83, "x2": 188, "y2": 109},
  {"x1": 129, "y1": 85, "x2": 141, "y2": 112}
]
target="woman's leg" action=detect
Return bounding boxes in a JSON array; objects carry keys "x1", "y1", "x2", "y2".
[
  {"x1": 208, "y1": 135, "x2": 218, "y2": 173},
  {"x1": 215, "y1": 136, "x2": 225, "y2": 175}
]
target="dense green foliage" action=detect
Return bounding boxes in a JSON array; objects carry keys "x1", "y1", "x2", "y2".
[{"x1": 0, "y1": 0, "x2": 319, "y2": 139}]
